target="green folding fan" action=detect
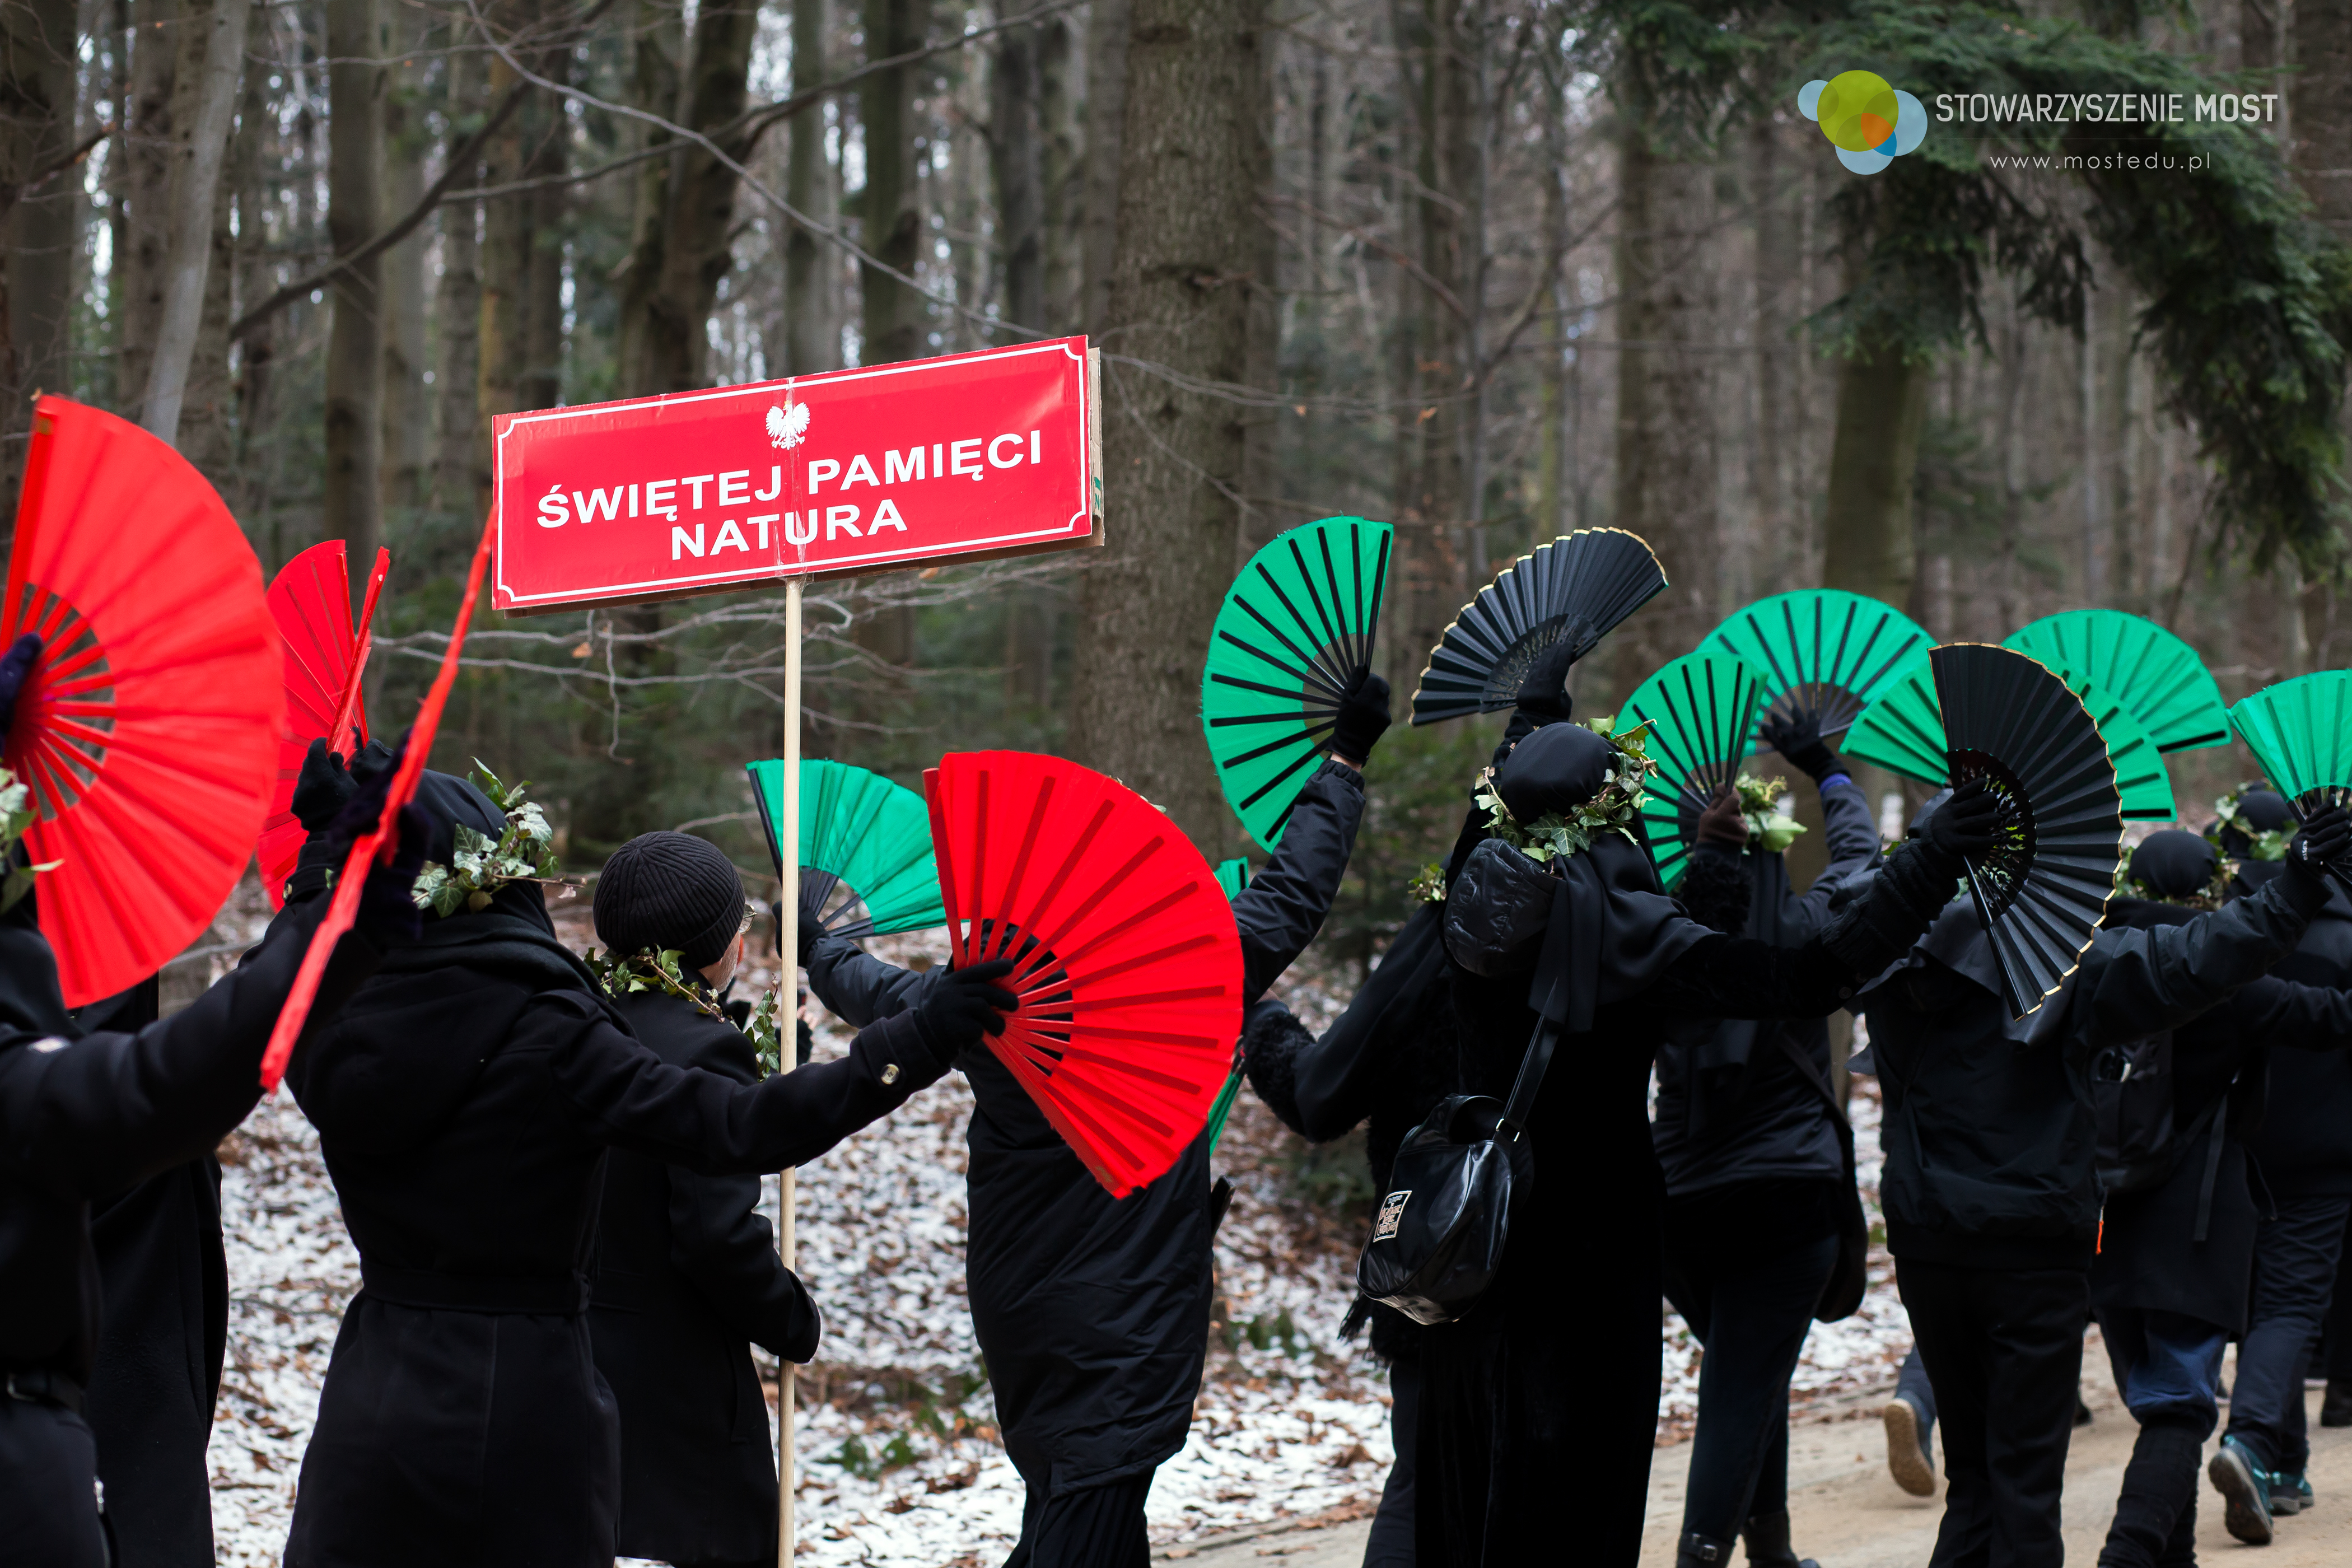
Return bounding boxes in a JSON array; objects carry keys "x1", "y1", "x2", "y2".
[
  {"x1": 1214, "y1": 857, "x2": 1252, "y2": 902},
  {"x1": 1697, "y1": 589, "x2": 1932, "y2": 745},
  {"x1": 746, "y1": 758, "x2": 945, "y2": 941},
  {"x1": 1845, "y1": 653, "x2": 2176, "y2": 821},
  {"x1": 1202, "y1": 516, "x2": 1393, "y2": 851},
  {"x1": 1200, "y1": 860, "x2": 1252, "y2": 1151},
  {"x1": 2230, "y1": 671, "x2": 2352, "y2": 887},
  {"x1": 1618, "y1": 652, "x2": 1767, "y2": 889},
  {"x1": 2003, "y1": 609, "x2": 2230, "y2": 753}
]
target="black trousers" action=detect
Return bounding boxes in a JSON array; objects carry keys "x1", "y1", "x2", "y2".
[
  {"x1": 1897, "y1": 1259, "x2": 2089, "y2": 1568},
  {"x1": 0, "y1": 1397, "x2": 109, "y2": 1568},
  {"x1": 1001, "y1": 1467, "x2": 1153, "y2": 1568},
  {"x1": 2222, "y1": 1191, "x2": 2352, "y2": 1474},
  {"x1": 1664, "y1": 1230, "x2": 1839, "y2": 1538},
  {"x1": 1363, "y1": 1356, "x2": 1419, "y2": 1567}
]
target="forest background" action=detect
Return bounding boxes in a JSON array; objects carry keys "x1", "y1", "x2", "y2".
[{"x1": 2, "y1": 0, "x2": 2350, "y2": 975}]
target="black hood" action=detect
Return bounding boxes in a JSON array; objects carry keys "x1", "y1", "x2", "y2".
[
  {"x1": 0, "y1": 888, "x2": 71, "y2": 1043},
  {"x1": 2127, "y1": 829, "x2": 2218, "y2": 902},
  {"x1": 1494, "y1": 722, "x2": 1614, "y2": 824}
]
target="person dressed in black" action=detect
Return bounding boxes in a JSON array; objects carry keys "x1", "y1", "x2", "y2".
[
  {"x1": 0, "y1": 693, "x2": 424, "y2": 1568},
  {"x1": 73, "y1": 973, "x2": 231, "y2": 1568},
  {"x1": 276, "y1": 752, "x2": 1014, "y2": 1567},
  {"x1": 801, "y1": 673, "x2": 1393, "y2": 1567},
  {"x1": 587, "y1": 832, "x2": 819, "y2": 1568},
  {"x1": 2087, "y1": 830, "x2": 2352, "y2": 1563},
  {"x1": 1651, "y1": 712, "x2": 1882, "y2": 1568},
  {"x1": 1403, "y1": 690, "x2": 1994, "y2": 1568},
  {"x1": 1855, "y1": 801, "x2": 2352, "y2": 1568}
]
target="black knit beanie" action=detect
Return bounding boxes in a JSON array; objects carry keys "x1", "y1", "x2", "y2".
[{"x1": 594, "y1": 831, "x2": 748, "y2": 969}]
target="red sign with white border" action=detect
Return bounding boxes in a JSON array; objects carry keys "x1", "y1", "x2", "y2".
[{"x1": 491, "y1": 337, "x2": 1101, "y2": 614}]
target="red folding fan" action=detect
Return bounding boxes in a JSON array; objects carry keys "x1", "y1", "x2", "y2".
[
  {"x1": 924, "y1": 752, "x2": 1245, "y2": 1198},
  {"x1": 2, "y1": 396, "x2": 282, "y2": 1007},
  {"x1": 258, "y1": 541, "x2": 390, "y2": 908}
]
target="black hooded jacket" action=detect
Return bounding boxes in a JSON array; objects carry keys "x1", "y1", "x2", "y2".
[
  {"x1": 2244, "y1": 888, "x2": 2352, "y2": 1196},
  {"x1": 279, "y1": 771, "x2": 949, "y2": 1568},
  {"x1": 589, "y1": 986, "x2": 818, "y2": 1567},
  {"x1": 1856, "y1": 867, "x2": 2334, "y2": 1275},
  {"x1": 801, "y1": 758, "x2": 1366, "y2": 1496}
]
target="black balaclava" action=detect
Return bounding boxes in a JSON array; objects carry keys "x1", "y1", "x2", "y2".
[
  {"x1": 2218, "y1": 788, "x2": 2294, "y2": 893},
  {"x1": 2129, "y1": 829, "x2": 2219, "y2": 902},
  {"x1": 1494, "y1": 721, "x2": 1614, "y2": 823},
  {"x1": 594, "y1": 831, "x2": 747, "y2": 970}
]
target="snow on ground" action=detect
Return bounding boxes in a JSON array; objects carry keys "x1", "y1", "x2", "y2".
[{"x1": 199, "y1": 922, "x2": 1909, "y2": 1565}]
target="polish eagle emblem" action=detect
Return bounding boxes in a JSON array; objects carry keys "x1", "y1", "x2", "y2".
[{"x1": 765, "y1": 400, "x2": 811, "y2": 451}]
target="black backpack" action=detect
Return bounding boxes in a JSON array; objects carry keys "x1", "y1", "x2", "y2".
[{"x1": 2093, "y1": 1033, "x2": 2180, "y2": 1195}]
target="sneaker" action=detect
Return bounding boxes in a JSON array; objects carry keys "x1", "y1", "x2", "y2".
[
  {"x1": 2325, "y1": 1381, "x2": 2352, "y2": 1429},
  {"x1": 2271, "y1": 1471, "x2": 2314, "y2": 1516},
  {"x1": 1883, "y1": 1393, "x2": 1936, "y2": 1497},
  {"x1": 2210, "y1": 1435, "x2": 2276, "y2": 1545}
]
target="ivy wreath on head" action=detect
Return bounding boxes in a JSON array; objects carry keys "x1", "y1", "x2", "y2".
[{"x1": 1471, "y1": 715, "x2": 1659, "y2": 869}]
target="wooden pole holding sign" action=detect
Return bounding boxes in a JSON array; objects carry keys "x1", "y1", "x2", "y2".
[{"x1": 488, "y1": 339, "x2": 1102, "y2": 1567}]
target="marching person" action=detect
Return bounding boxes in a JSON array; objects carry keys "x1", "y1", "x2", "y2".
[
  {"x1": 0, "y1": 689, "x2": 425, "y2": 1567},
  {"x1": 277, "y1": 749, "x2": 1014, "y2": 1567},
  {"x1": 1414, "y1": 692, "x2": 1995, "y2": 1568},
  {"x1": 1856, "y1": 800, "x2": 2352, "y2": 1568},
  {"x1": 801, "y1": 671, "x2": 1394, "y2": 1566},
  {"x1": 586, "y1": 832, "x2": 820, "y2": 1568},
  {"x1": 1650, "y1": 707, "x2": 1882, "y2": 1568}
]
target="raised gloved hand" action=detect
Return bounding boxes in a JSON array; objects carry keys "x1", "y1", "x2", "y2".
[
  {"x1": 909, "y1": 959, "x2": 1018, "y2": 1068},
  {"x1": 1514, "y1": 634, "x2": 1579, "y2": 724},
  {"x1": 1694, "y1": 785, "x2": 1748, "y2": 850},
  {"x1": 318, "y1": 736, "x2": 426, "y2": 945},
  {"x1": 1925, "y1": 777, "x2": 1999, "y2": 861},
  {"x1": 1760, "y1": 709, "x2": 1842, "y2": 783},
  {"x1": 0, "y1": 632, "x2": 42, "y2": 735},
  {"x1": 773, "y1": 898, "x2": 820, "y2": 965},
  {"x1": 292, "y1": 737, "x2": 363, "y2": 832},
  {"x1": 2285, "y1": 804, "x2": 2351, "y2": 892},
  {"x1": 1330, "y1": 671, "x2": 1392, "y2": 768}
]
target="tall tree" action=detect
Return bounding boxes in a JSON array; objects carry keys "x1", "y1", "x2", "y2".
[
  {"x1": 1068, "y1": 0, "x2": 1266, "y2": 855},
  {"x1": 325, "y1": 0, "x2": 385, "y2": 592},
  {"x1": 433, "y1": 35, "x2": 484, "y2": 519},
  {"x1": 1037, "y1": 15, "x2": 1079, "y2": 331},
  {"x1": 782, "y1": 0, "x2": 834, "y2": 372},
  {"x1": 2290, "y1": 0, "x2": 2350, "y2": 660},
  {"x1": 1078, "y1": 0, "x2": 1127, "y2": 335},
  {"x1": 860, "y1": 0, "x2": 931, "y2": 365},
  {"x1": 0, "y1": 0, "x2": 77, "y2": 496},
  {"x1": 380, "y1": 0, "x2": 432, "y2": 510},
  {"x1": 990, "y1": 24, "x2": 1043, "y2": 334},
  {"x1": 141, "y1": 0, "x2": 247, "y2": 446},
  {"x1": 118, "y1": 0, "x2": 181, "y2": 410}
]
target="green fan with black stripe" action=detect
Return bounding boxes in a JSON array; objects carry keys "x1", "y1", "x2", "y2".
[
  {"x1": 1698, "y1": 589, "x2": 1933, "y2": 747},
  {"x1": 1618, "y1": 652, "x2": 1767, "y2": 889},
  {"x1": 746, "y1": 758, "x2": 945, "y2": 941},
  {"x1": 1202, "y1": 516, "x2": 1392, "y2": 851},
  {"x1": 2004, "y1": 609, "x2": 2230, "y2": 753},
  {"x1": 1845, "y1": 654, "x2": 2177, "y2": 820},
  {"x1": 2230, "y1": 671, "x2": 2352, "y2": 890},
  {"x1": 1202, "y1": 857, "x2": 1253, "y2": 1151}
]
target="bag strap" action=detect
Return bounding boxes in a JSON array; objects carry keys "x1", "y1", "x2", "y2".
[
  {"x1": 2193, "y1": 1106, "x2": 2228, "y2": 1244},
  {"x1": 1500, "y1": 1018, "x2": 1561, "y2": 1140},
  {"x1": 1772, "y1": 1028, "x2": 1852, "y2": 1130}
]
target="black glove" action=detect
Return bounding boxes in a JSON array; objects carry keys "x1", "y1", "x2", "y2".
[
  {"x1": 292, "y1": 737, "x2": 362, "y2": 832},
  {"x1": 1925, "y1": 777, "x2": 1998, "y2": 860},
  {"x1": 796, "y1": 1015, "x2": 815, "y2": 1068},
  {"x1": 1330, "y1": 671, "x2": 1392, "y2": 767},
  {"x1": 772, "y1": 899, "x2": 820, "y2": 965},
  {"x1": 0, "y1": 632, "x2": 41, "y2": 735},
  {"x1": 353, "y1": 803, "x2": 430, "y2": 947},
  {"x1": 2285, "y1": 804, "x2": 2351, "y2": 890},
  {"x1": 1514, "y1": 634, "x2": 1579, "y2": 724},
  {"x1": 1759, "y1": 709, "x2": 1842, "y2": 783},
  {"x1": 908, "y1": 958, "x2": 1018, "y2": 1067},
  {"x1": 1693, "y1": 785, "x2": 1748, "y2": 850}
]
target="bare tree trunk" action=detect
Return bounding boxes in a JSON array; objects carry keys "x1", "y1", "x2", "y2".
[
  {"x1": 1536, "y1": 57, "x2": 1570, "y2": 539},
  {"x1": 1821, "y1": 345, "x2": 1929, "y2": 608},
  {"x1": 379, "y1": 0, "x2": 431, "y2": 510},
  {"x1": 1077, "y1": 0, "x2": 1127, "y2": 337},
  {"x1": 231, "y1": 2, "x2": 274, "y2": 504},
  {"x1": 1749, "y1": 116, "x2": 1796, "y2": 580},
  {"x1": 2292, "y1": 0, "x2": 2349, "y2": 658},
  {"x1": 433, "y1": 34, "x2": 483, "y2": 516},
  {"x1": 119, "y1": 0, "x2": 182, "y2": 408},
  {"x1": 325, "y1": 0, "x2": 384, "y2": 589},
  {"x1": 990, "y1": 25, "x2": 1042, "y2": 335},
  {"x1": 1610, "y1": 85, "x2": 1720, "y2": 690},
  {"x1": 520, "y1": 45, "x2": 569, "y2": 412},
  {"x1": 783, "y1": 0, "x2": 834, "y2": 372},
  {"x1": 1068, "y1": 0, "x2": 1264, "y2": 856},
  {"x1": 859, "y1": 0, "x2": 931, "y2": 365},
  {"x1": 1038, "y1": 15, "x2": 1079, "y2": 332},
  {"x1": 0, "y1": 0, "x2": 78, "y2": 497},
  {"x1": 141, "y1": 0, "x2": 246, "y2": 442}
]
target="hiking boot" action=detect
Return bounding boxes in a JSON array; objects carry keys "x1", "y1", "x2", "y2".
[
  {"x1": 2323, "y1": 1381, "x2": 2352, "y2": 1428},
  {"x1": 1741, "y1": 1510, "x2": 1821, "y2": 1568},
  {"x1": 1678, "y1": 1532, "x2": 1739, "y2": 1567},
  {"x1": 2209, "y1": 1435, "x2": 2276, "y2": 1546},
  {"x1": 2270, "y1": 1470, "x2": 2313, "y2": 1516},
  {"x1": 1883, "y1": 1393, "x2": 1936, "y2": 1497}
]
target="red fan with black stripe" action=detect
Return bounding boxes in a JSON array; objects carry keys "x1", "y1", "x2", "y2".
[
  {"x1": 924, "y1": 752, "x2": 1245, "y2": 1197},
  {"x1": 259, "y1": 540, "x2": 389, "y2": 908}
]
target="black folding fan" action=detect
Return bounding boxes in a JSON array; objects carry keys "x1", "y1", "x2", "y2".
[
  {"x1": 1933, "y1": 643, "x2": 2125, "y2": 1020},
  {"x1": 1408, "y1": 529, "x2": 1668, "y2": 725}
]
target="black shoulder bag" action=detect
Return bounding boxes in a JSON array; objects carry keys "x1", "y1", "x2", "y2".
[
  {"x1": 1355, "y1": 1017, "x2": 1557, "y2": 1326},
  {"x1": 1773, "y1": 1029, "x2": 1869, "y2": 1323}
]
